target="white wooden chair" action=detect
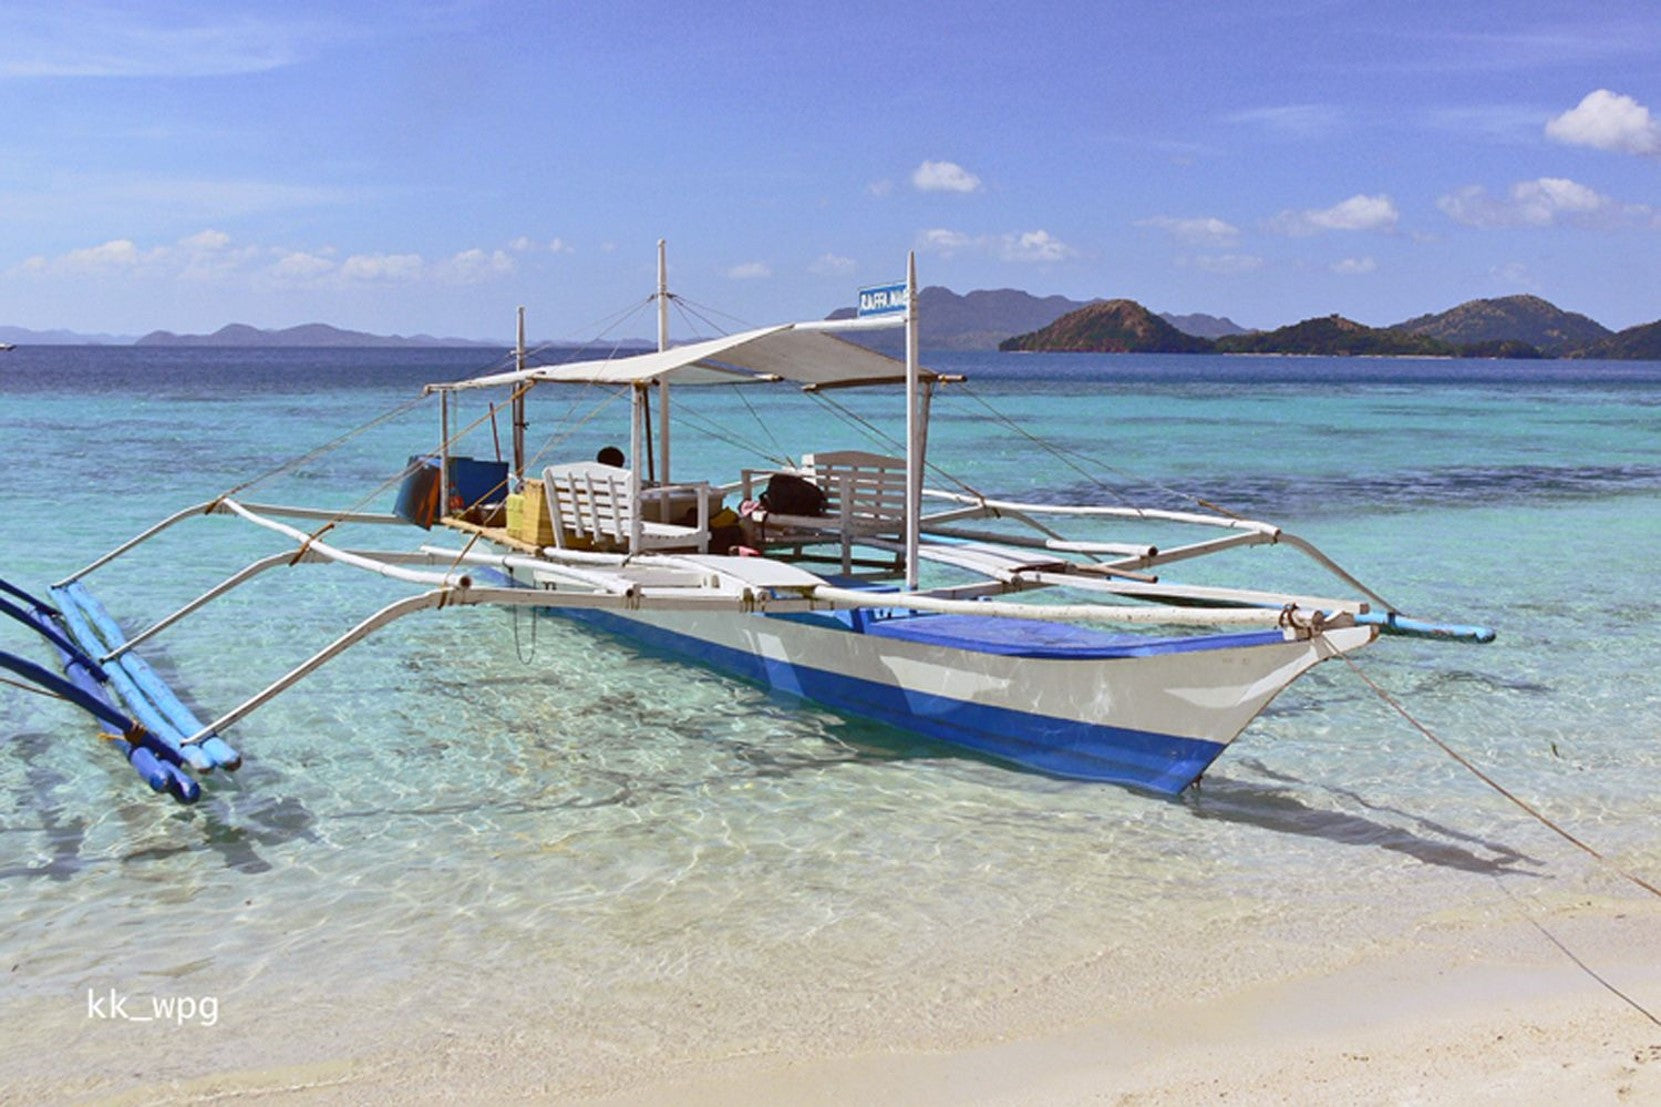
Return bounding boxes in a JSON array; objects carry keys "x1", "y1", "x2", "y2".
[
  {"x1": 740, "y1": 450, "x2": 907, "y2": 571},
  {"x1": 541, "y1": 462, "x2": 710, "y2": 553}
]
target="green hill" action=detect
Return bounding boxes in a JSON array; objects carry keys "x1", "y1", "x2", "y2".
[
  {"x1": 1214, "y1": 315, "x2": 1454, "y2": 356},
  {"x1": 999, "y1": 299, "x2": 1213, "y2": 353},
  {"x1": 1571, "y1": 319, "x2": 1661, "y2": 360},
  {"x1": 1391, "y1": 295, "x2": 1609, "y2": 356}
]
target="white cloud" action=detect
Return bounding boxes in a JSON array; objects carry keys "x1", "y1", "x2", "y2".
[
  {"x1": 61, "y1": 239, "x2": 145, "y2": 272},
  {"x1": 1226, "y1": 104, "x2": 1343, "y2": 139},
  {"x1": 180, "y1": 229, "x2": 232, "y2": 251},
  {"x1": 726, "y1": 261, "x2": 771, "y2": 279},
  {"x1": 1331, "y1": 256, "x2": 1377, "y2": 275},
  {"x1": 1269, "y1": 193, "x2": 1399, "y2": 235},
  {"x1": 436, "y1": 248, "x2": 514, "y2": 284},
  {"x1": 0, "y1": 9, "x2": 332, "y2": 78},
  {"x1": 1137, "y1": 215, "x2": 1241, "y2": 247},
  {"x1": 916, "y1": 228, "x2": 1076, "y2": 263},
  {"x1": 1546, "y1": 89, "x2": 1661, "y2": 155},
  {"x1": 916, "y1": 228, "x2": 975, "y2": 257},
  {"x1": 8, "y1": 231, "x2": 545, "y2": 294},
  {"x1": 270, "y1": 250, "x2": 336, "y2": 281},
  {"x1": 512, "y1": 236, "x2": 573, "y2": 254},
  {"x1": 338, "y1": 253, "x2": 424, "y2": 282},
  {"x1": 13, "y1": 238, "x2": 159, "y2": 276},
  {"x1": 866, "y1": 179, "x2": 895, "y2": 197},
  {"x1": 1189, "y1": 253, "x2": 1265, "y2": 274},
  {"x1": 809, "y1": 253, "x2": 856, "y2": 276},
  {"x1": 175, "y1": 229, "x2": 262, "y2": 281},
  {"x1": 911, "y1": 160, "x2": 982, "y2": 193},
  {"x1": 1437, "y1": 177, "x2": 1653, "y2": 228},
  {"x1": 996, "y1": 230, "x2": 1076, "y2": 262}
]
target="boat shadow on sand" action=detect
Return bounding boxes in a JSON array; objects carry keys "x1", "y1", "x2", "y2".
[
  {"x1": 824, "y1": 721, "x2": 1544, "y2": 878},
  {"x1": 1187, "y1": 758, "x2": 1545, "y2": 877}
]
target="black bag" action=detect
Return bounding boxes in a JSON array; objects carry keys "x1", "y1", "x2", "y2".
[{"x1": 760, "y1": 472, "x2": 825, "y2": 516}]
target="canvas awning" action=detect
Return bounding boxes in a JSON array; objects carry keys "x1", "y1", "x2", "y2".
[{"x1": 429, "y1": 316, "x2": 922, "y2": 393}]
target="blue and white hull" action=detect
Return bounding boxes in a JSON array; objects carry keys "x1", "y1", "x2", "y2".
[{"x1": 550, "y1": 604, "x2": 1378, "y2": 794}]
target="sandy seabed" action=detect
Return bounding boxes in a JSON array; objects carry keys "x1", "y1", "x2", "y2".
[{"x1": 7, "y1": 891, "x2": 1659, "y2": 1106}]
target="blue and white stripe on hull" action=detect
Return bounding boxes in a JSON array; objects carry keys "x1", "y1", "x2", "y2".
[{"x1": 547, "y1": 604, "x2": 1377, "y2": 795}]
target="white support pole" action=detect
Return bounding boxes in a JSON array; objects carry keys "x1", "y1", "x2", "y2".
[
  {"x1": 513, "y1": 306, "x2": 527, "y2": 483},
  {"x1": 656, "y1": 238, "x2": 671, "y2": 493},
  {"x1": 629, "y1": 383, "x2": 644, "y2": 551},
  {"x1": 903, "y1": 251, "x2": 921, "y2": 590},
  {"x1": 438, "y1": 390, "x2": 451, "y2": 518}
]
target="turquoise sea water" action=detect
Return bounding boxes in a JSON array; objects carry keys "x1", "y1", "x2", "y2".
[{"x1": 2, "y1": 346, "x2": 1659, "y2": 1093}]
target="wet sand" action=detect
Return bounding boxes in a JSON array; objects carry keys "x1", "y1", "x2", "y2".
[{"x1": 9, "y1": 891, "x2": 1658, "y2": 1105}]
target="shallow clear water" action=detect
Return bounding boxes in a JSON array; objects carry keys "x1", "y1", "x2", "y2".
[{"x1": 2, "y1": 347, "x2": 1658, "y2": 1088}]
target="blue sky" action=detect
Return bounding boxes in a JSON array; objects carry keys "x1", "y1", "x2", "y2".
[{"x1": 3, "y1": 1, "x2": 1660, "y2": 339}]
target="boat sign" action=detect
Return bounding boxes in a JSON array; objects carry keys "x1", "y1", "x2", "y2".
[{"x1": 857, "y1": 281, "x2": 908, "y2": 317}]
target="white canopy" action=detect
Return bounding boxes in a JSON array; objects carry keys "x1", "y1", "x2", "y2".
[{"x1": 430, "y1": 316, "x2": 921, "y2": 393}]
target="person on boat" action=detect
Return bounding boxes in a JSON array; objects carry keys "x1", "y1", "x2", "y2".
[{"x1": 595, "y1": 446, "x2": 625, "y2": 467}]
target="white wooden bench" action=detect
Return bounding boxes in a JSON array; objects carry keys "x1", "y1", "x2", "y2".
[
  {"x1": 741, "y1": 450, "x2": 907, "y2": 572},
  {"x1": 541, "y1": 462, "x2": 710, "y2": 553}
]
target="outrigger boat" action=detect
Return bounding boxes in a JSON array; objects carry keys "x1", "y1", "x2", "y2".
[{"x1": 2, "y1": 244, "x2": 1493, "y2": 804}]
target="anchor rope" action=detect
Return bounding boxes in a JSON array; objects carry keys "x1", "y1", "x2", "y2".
[
  {"x1": 1336, "y1": 649, "x2": 1661, "y2": 1029},
  {"x1": 0, "y1": 674, "x2": 71, "y2": 701},
  {"x1": 1337, "y1": 650, "x2": 1661, "y2": 901},
  {"x1": 1488, "y1": 873, "x2": 1661, "y2": 1028},
  {"x1": 510, "y1": 602, "x2": 537, "y2": 663}
]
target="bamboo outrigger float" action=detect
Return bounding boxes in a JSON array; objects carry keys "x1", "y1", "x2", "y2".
[{"x1": 4, "y1": 244, "x2": 1493, "y2": 804}]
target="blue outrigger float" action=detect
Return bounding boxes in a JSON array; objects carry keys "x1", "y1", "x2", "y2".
[{"x1": 3, "y1": 246, "x2": 1494, "y2": 806}]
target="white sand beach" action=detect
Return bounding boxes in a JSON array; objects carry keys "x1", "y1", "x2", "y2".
[{"x1": 9, "y1": 879, "x2": 1658, "y2": 1106}]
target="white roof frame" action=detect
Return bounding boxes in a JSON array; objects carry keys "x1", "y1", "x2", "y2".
[{"x1": 429, "y1": 316, "x2": 916, "y2": 393}]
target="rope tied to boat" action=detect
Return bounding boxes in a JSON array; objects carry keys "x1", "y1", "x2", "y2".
[
  {"x1": 287, "y1": 521, "x2": 338, "y2": 567},
  {"x1": 1338, "y1": 650, "x2": 1661, "y2": 902},
  {"x1": 1276, "y1": 604, "x2": 1332, "y2": 639}
]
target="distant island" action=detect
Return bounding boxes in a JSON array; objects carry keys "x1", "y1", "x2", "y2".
[
  {"x1": 998, "y1": 300, "x2": 1212, "y2": 354},
  {"x1": 826, "y1": 287, "x2": 1245, "y2": 356},
  {"x1": 1391, "y1": 294, "x2": 1608, "y2": 356},
  {"x1": 1000, "y1": 294, "x2": 1661, "y2": 360},
  {"x1": 8, "y1": 288, "x2": 1661, "y2": 359},
  {"x1": 133, "y1": 322, "x2": 502, "y2": 348}
]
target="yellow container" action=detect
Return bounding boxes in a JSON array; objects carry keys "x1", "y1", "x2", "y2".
[{"x1": 511, "y1": 480, "x2": 557, "y2": 546}]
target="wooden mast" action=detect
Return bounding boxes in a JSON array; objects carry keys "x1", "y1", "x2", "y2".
[
  {"x1": 512, "y1": 306, "x2": 527, "y2": 482},
  {"x1": 904, "y1": 251, "x2": 921, "y2": 590},
  {"x1": 656, "y1": 239, "x2": 671, "y2": 493}
]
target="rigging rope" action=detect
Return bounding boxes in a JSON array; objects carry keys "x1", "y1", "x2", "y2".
[
  {"x1": 808, "y1": 389, "x2": 985, "y2": 499},
  {"x1": 219, "y1": 392, "x2": 431, "y2": 501},
  {"x1": 1338, "y1": 650, "x2": 1661, "y2": 901},
  {"x1": 947, "y1": 383, "x2": 1252, "y2": 519},
  {"x1": 0, "y1": 674, "x2": 71, "y2": 702},
  {"x1": 1332, "y1": 646, "x2": 1661, "y2": 1029},
  {"x1": 1488, "y1": 874, "x2": 1661, "y2": 1027}
]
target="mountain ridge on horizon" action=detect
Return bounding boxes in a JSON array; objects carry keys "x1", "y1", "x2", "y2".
[
  {"x1": 4, "y1": 288, "x2": 1655, "y2": 356},
  {"x1": 1003, "y1": 294, "x2": 1661, "y2": 359}
]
